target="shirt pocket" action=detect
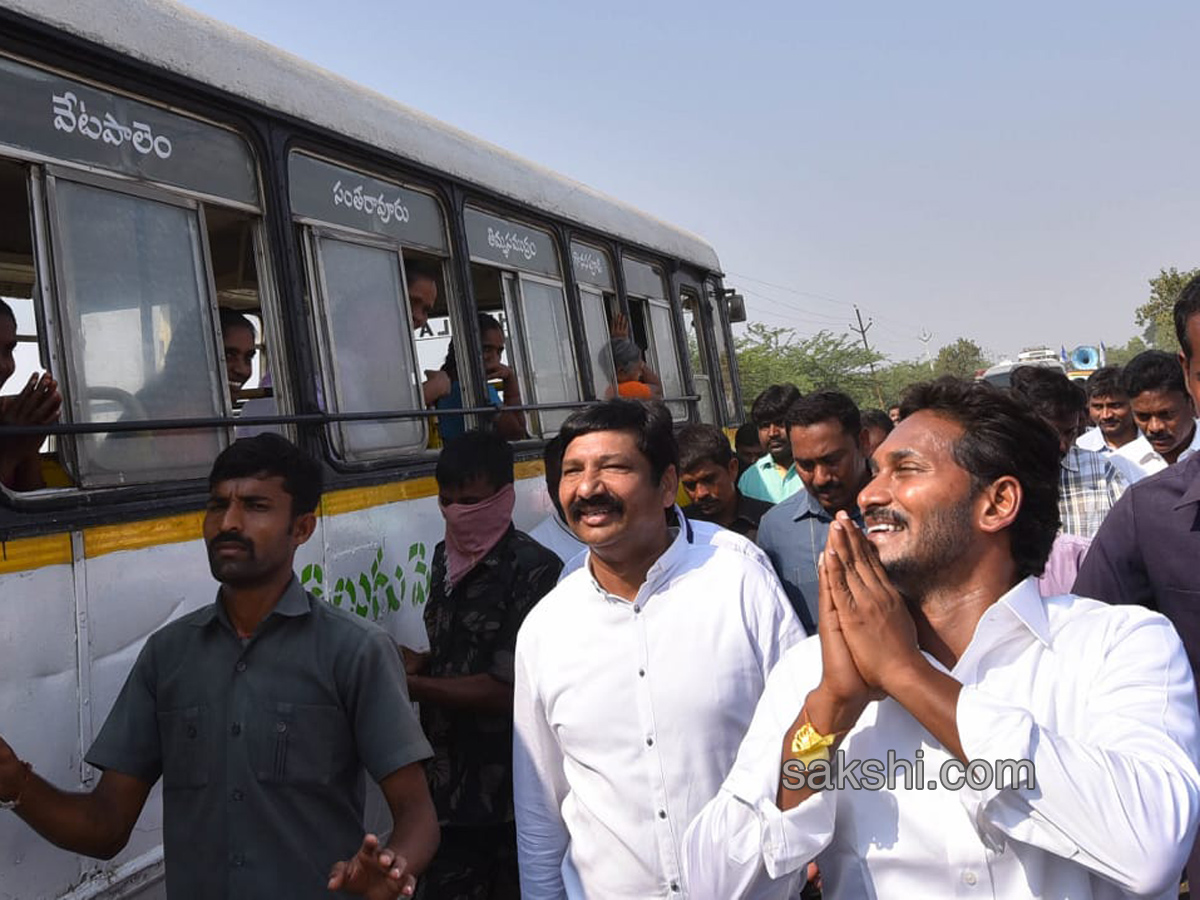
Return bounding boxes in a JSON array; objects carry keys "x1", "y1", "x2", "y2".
[
  {"x1": 254, "y1": 701, "x2": 344, "y2": 787},
  {"x1": 157, "y1": 706, "x2": 209, "y2": 789}
]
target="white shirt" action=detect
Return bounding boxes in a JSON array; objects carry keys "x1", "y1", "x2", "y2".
[
  {"x1": 527, "y1": 513, "x2": 587, "y2": 564},
  {"x1": 1076, "y1": 427, "x2": 1149, "y2": 484},
  {"x1": 681, "y1": 579, "x2": 1200, "y2": 899},
  {"x1": 513, "y1": 522, "x2": 804, "y2": 899},
  {"x1": 1113, "y1": 420, "x2": 1200, "y2": 476}
]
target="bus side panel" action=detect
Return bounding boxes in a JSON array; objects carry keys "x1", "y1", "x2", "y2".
[{"x1": 0, "y1": 561, "x2": 90, "y2": 899}]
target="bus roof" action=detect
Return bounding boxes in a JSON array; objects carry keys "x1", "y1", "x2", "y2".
[{"x1": 7, "y1": 0, "x2": 722, "y2": 273}]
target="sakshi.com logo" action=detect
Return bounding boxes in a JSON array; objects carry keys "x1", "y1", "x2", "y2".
[{"x1": 781, "y1": 749, "x2": 1036, "y2": 792}]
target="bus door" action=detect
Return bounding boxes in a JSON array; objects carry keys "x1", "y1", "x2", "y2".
[
  {"x1": 465, "y1": 207, "x2": 580, "y2": 437},
  {"x1": 622, "y1": 256, "x2": 688, "y2": 420}
]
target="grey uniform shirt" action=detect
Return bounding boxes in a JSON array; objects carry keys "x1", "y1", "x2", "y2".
[{"x1": 86, "y1": 577, "x2": 432, "y2": 900}]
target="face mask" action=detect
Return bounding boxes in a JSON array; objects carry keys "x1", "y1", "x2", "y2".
[{"x1": 440, "y1": 483, "x2": 516, "y2": 589}]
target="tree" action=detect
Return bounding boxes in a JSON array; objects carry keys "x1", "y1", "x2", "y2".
[
  {"x1": 734, "y1": 323, "x2": 884, "y2": 410},
  {"x1": 1104, "y1": 336, "x2": 1149, "y2": 367},
  {"x1": 1136, "y1": 267, "x2": 1199, "y2": 353},
  {"x1": 933, "y1": 338, "x2": 990, "y2": 379}
]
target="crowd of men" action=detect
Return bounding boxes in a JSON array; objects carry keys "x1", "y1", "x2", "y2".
[{"x1": 1, "y1": 282, "x2": 1200, "y2": 900}]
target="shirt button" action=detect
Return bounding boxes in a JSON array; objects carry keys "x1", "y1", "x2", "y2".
[
  {"x1": 670, "y1": 882, "x2": 680, "y2": 892},
  {"x1": 633, "y1": 605, "x2": 641, "y2": 614},
  {"x1": 276, "y1": 722, "x2": 287, "y2": 733},
  {"x1": 232, "y1": 789, "x2": 244, "y2": 801},
  {"x1": 235, "y1": 661, "x2": 247, "y2": 673},
  {"x1": 638, "y1": 668, "x2": 645, "y2": 677},
  {"x1": 963, "y1": 871, "x2": 977, "y2": 886},
  {"x1": 230, "y1": 723, "x2": 241, "y2": 736},
  {"x1": 231, "y1": 853, "x2": 244, "y2": 867},
  {"x1": 658, "y1": 810, "x2": 667, "y2": 819},
  {"x1": 646, "y1": 737, "x2": 654, "y2": 747},
  {"x1": 185, "y1": 725, "x2": 197, "y2": 739}
]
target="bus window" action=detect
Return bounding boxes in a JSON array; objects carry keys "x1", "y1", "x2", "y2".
[
  {"x1": 623, "y1": 257, "x2": 687, "y2": 420},
  {"x1": 681, "y1": 286, "x2": 717, "y2": 424},
  {"x1": 307, "y1": 232, "x2": 426, "y2": 459},
  {"x1": 48, "y1": 175, "x2": 226, "y2": 485},
  {"x1": 465, "y1": 207, "x2": 579, "y2": 438},
  {"x1": 706, "y1": 279, "x2": 739, "y2": 421},
  {"x1": 571, "y1": 241, "x2": 617, "y2": 399}
]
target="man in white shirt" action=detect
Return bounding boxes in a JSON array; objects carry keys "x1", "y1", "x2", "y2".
[
  {"x1": 1115, "y1": 350, "x2": 1200, "y2": 475},
  {"x1": 1075, "y1": 365, "x2": 1149, "y2": 484},
  {"x1": 682, "y1": 377, "x2": 1200, "y2": 899},
  {"x1": 513, "y1": 399, "x2": 803, "y2": 899}
]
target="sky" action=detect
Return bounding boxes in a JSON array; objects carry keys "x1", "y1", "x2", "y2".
[{"x1": 179, "y1": 0, "x2": 1200, "y2": 364}]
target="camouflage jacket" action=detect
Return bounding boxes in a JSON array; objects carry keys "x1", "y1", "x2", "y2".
[{"x1": 421, "y1": 526, "x2": 562, "y2": 826}]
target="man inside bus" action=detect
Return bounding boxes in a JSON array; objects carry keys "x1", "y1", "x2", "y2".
[
  {"x1": 219, "y1": 307, "x2": 257, "y2": 402},
  {"x1": 681, "y1": 378, "x2": 1200, "y2": 898},
  {"x1": 405, "y1": 262, "x2": 455, "y2": 408},
  {"x1": 429, "y1": 312, "x2": 526, "y2": 442},
  {"x1": 756, "y1": 391, "x2": 871, "y2": 634},
  {"x1": 0, "y1": 434, "x2": 440, "y2": 900},
  {"x1": 678, "y1": 422, "x2": 772, "y2": 543},
  {"x1": 738, "y1": 384, "x2": 804, "y2": 504},
  {"x1": 403, "y1": 430, "x2": 561, "y2": 899},
  {"x1": 0, "y1": 299, "x2": 61, "y2": 491}
]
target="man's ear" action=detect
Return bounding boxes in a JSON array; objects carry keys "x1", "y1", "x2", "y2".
[
  {"x1": 660, "y1": 463, "x2": 679, "y2": 508},
  {"x1": 725, "y1": 456, "x2": 740, "y2": 482},
  {"x1": 291, "y1": 511, "x2": 317, "y2": 546},
  {"x1": 976, "y1": 475, "x2": 1021, "y2": 535}
]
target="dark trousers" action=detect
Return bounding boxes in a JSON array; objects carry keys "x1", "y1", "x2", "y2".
[{"x1": 417, "y1": 822, "x2": 520, "y2": 900}]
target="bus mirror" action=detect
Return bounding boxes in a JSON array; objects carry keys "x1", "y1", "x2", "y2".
[{"x1": 723, "y1": 290, "x2": 747, "y2": 323}]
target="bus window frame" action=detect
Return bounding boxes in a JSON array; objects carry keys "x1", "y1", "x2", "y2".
[
  {"x1": 43, "y1": 165, "x2": 234, "y2": 487},
  {"x1": 619, "y1": 252, "x2": 694, "y2": 421},
  {"x1": 464, "y1": 204, "x2": 583, "y2": 439},
  {"x1": 706, "y1": 276, "x2": 743, "y2": 423},
  {"x1": 678, "y1": 280, "x2": 719, "y2": 425},
  {"x1": 301, "y1": 224, "x2": 430, "y2": 463},
  {"x1": 567, "y1": 236, "x2": 618, "y2": 401}
]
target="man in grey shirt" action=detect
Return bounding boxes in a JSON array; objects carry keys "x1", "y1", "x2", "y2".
[
  {"x1": 757, "y1": 391, "x2": 871, "y2": 633},
  {"x1": 0, "y1": 434, "x2": 439, "y2": 899}
]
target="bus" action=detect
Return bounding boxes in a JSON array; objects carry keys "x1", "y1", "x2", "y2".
[{"x1": 0, "y1": 1, "x2": 744, "y2": 896}]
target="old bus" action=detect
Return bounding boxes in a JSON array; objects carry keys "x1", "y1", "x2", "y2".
[{"x1": 0, "y1": 0, "x2": 744, "y2": 896}]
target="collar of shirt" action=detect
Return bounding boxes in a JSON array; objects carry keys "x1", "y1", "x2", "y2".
[
  {"x1": 1176, "y1": 452, "x2": 1200, "y2": 510},
  {"x1": 1075, "y1": 427, "x2": 1107, "y2": 453},
  {"x1": 787, "y1": 486, "x2": 862, "y2": 526},
  {"x1": 584, "y1": 518, "x2": 691, "y2": 607},
  {"x1": 191, "y1": 574, "x2": 311, "y2": 633},
  {"x1": 1117, "y1": 420, "x2": 1200, "y2": 468}
]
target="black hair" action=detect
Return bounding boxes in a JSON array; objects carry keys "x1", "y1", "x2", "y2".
[
  {"x1": 609, "y1": 339, "x2": 644, "y2": 376},
  {"x1": 1121, "y1": 350, "x2": 1186, "y2": 399},
  {"x1": 1008, "y1": 365, "x2": 1085, "y2": 419},
  {"x1": 543, "y1": 433, "x2": 567, "y2": 517},
  {"x1": 442, "y1": 312, "x2": 506, "y2": 376},
  {"x1": 860, "y1": 408, "x2": 895, "y2": 435},
  {"x1": 218, "y1": 307, "x2": 255, "y2": 337},
  {"x1": 435, "y1": 429, "x2": 514, "y2": 491},
  {"x1": 899, "y1": 377, "x2": 1060, "y2": 580},
  {"x1": 406, "y1": 260, "x2": 440, "y2": 288},
  {"x1": 209, "y1": 434, "x2": 322, "y2": 517},
  {"x1": 1085, "y1": 366, "x2": 1125, "y2": 401},
  {"x1": 558, "y1": 399, "x2": 678, "y2": 484},
  {"x1": 785, "y1": 390, "x2": 862, "y2": 436},
  {"x1": 0, "y1": 299, "x2": 15, "y2": 327},
  {"x1": 750, "y1": 384, "x2": 801, "y2": 428},
  {"x1": 677, "y1": 423, "x2": 735, "y2": 473},
  {"x1": 1175, "y1": 274, "x2": 1200, "y2": 360},
  {"x1": 734, "y1": 421, "x2": 760, "y2": 448}
]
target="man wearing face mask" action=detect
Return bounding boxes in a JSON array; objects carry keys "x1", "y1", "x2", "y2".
[{"x1": 403, "y1": 430, "x2": 562, "y2": 899}]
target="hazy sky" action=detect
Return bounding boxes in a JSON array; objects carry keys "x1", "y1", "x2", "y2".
[{"x1": 179, "y1": 0, "x2": 1200, "y2": 363}]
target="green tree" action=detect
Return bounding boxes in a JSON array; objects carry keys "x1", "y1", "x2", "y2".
[
  {"x1": 933, "y1": 338, "x2": 990, "y2": 379},
  {"x1": 1104, "y1": 335, "x2": 1149, "y2": 367},
  {"x1": 1136, "y1": 267, "x2": 1199, "y2": 352},
  {"x1": 734, "y1": 323, "x2": 884, "y2": 410}
]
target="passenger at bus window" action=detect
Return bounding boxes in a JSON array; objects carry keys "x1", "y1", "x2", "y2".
[
  {"x1": 0, "y1": 299, "x2": 61, "y2": 491},
  {"x1": 527, "y1": 433, "x2": 587, "y2": 564},
  {"x1": 430, "y1": 313, "x2": 526, "y2": 442},
  {"x1": 734, "y1": 421, "x2": 763, "y2": 478},
  {"x1": 219, "y1": 308, "x2": 256, "y2": 401},
  {"x1": 860, "y1": 408, "x2": 895, "y2": 458},
  {"x1": 607, "y1": 313, "x2": 663, "y2": 400},
  {"x1": 0, "y1": 434, "x2": 440, "y2": 898},
  {"x1": 406, "y1": 264, "x2": 452, "y2": 407},
  {"x1": 402, "y1": 430, "x2": 561, "y2": 898}
]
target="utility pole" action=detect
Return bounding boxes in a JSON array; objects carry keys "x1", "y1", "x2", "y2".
[{"x1": 851, "y1": 305, "x2": 885, "y2": 407}]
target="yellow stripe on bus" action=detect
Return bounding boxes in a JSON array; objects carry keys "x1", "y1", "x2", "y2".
[
  {"x1": 0, "y1": 533, "x2": 73, "y2": 572},
  {"x1": 0, "y1": 462, "x2": 550, "y2": 567}
]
